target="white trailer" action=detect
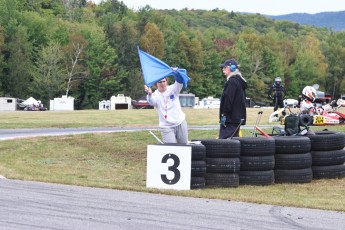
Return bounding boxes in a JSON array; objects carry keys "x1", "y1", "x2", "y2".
[
  {"x1": 0, "y1": 97, "x2": 17, "y2": 111},
  {"x1": 110, "y1": 94, "x2": 131, "y2": 110},
  {"x1": 201, "y1": 97, "x2": 220, "y2": 109},
  {"x1": 50, "y1": 95, "x2": 74, "y2": 111}
]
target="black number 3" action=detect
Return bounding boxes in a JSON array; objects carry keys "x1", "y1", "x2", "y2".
[{"x1": 161, "y1": 154, "x2": 181, "y2": 185}]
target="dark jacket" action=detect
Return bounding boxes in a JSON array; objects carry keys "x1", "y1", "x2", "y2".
[
  {"x1": 220, "y1": 74, "x2": 248, "y2": 125},
  {"x1": 268, "y1": 84, "x2": 286, "y2": 99}
]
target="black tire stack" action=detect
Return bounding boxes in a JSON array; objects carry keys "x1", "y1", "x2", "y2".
[
  {"x1": 273, "y1": 136, "x2": 313, "y2": 183},
  {"x1": 190, "y1": 143, "x2": 207, "y2": 189},
  {"x1": 307, "y1": 131, "x2": 345, "y2": 179},
  {"x1": 193, "y1": 139, "x2": 241, "y2": 188},
  {"x1": 234, "y1": 137, "x2": 275, "y2": 186}
]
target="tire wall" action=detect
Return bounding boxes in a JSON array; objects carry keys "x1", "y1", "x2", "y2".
[
  {"x1": 190, "y1": 144, "x2": 207, "y2": 189},
  {"x1": 307, "y1": 131, "x2": 345, "y2": 179},
  {"x1": 234, "y1": 137, "x2": 275, "y2": 186},
  {"x1": 195, "y1": 139, "x2": 241, "y2": 188},
  {"x1": 273, "y1": 136, "x2": 313, "y2": 183},
  {"x1": 189, "y1": 131, "x2": 345, "y2": 189}
]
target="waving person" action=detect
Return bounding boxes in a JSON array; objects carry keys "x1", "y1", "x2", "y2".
[
  {"x1": 144, "y1": 69, "x2": 188, "y2": 144},
  {"x1": 138, "y1": 48, "x2": 190, "y2": 144}
]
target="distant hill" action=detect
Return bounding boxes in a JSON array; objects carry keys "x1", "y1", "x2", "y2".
[{"x1": 267, "y1": 11, "x2": 345, "y2": 31}]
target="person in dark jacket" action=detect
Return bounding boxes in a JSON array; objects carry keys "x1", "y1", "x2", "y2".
[
  {"x1": 219, "y1": 58, "x2": 248, "y2": 139},
  {"x1": 268, "y1": 77, "x2": 287, "y2": 112}
]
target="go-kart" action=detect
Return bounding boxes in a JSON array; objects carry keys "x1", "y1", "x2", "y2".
[{"x1": 269, "y1": 98, "x2": 345, "y2": 126}]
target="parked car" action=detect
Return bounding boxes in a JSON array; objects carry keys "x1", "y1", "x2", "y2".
[{"x1": 131, "y1": 96, "x2": 153, "y2": 109}]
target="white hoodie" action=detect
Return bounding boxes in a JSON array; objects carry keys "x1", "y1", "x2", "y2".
[{"x1": 147, "y1": 81, "x2": 185, "y2": 128}]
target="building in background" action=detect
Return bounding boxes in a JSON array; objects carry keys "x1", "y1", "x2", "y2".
[{"x1": 0, "y1": 97, "x2": 17, "y2": 111}]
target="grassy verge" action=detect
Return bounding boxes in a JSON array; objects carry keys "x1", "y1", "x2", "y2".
[
  {"x1": 0, "y1": 107, "x2": 309, "y2": 128},
  {"x1": 0, "y1": 127, "x2": 344, "y2": 212}
]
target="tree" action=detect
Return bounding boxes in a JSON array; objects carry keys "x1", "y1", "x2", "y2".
[
  {"x1": 139, "y1": 22, "x2": 164, "y2": 59},
  {"x1": 63, "y1": 33, "x2": 89, "y2": 97},
  {"x1": 107, "y1": 19, "x2": 140, "y2": 99},
  {"x1": 190, "y1": 48, "x2": 223, "y2": 99},
  {"x1": 180, "y1": 36, "x2": 204, "y2": 91},
  {"x1": 237, "y1": 33, "x2": 265, "y2": 77},
  {"x1": 108, "y1": 19, "x2": 139, "y2": 68},
  {"x1": 290, "y1": 35, "x2": 327, "y2": 98},
  {"x1": 174, "y1": 32, "x2": 191, "y2": 69},
  {"x1": 0, "y1": 25, "x2": 4, "y2": 95},
  {"x1": 78, "y1": 23, "x2": 118, "y2": 108},
  {"x1": 322, "y1": 32, "x2": 345, "y2": 98},
  {"x1": 30, "y1": 41, "x2": 66, "y2": 104},
  {"x1": 6, "y1": 25, "x2": 33, "y2": 98},
  {"x1": 274, "y1": 36, "x2": 297, "y2": 95},
  {"x1": 18, "y1": 0, "x2": 66, "y2": 17}
]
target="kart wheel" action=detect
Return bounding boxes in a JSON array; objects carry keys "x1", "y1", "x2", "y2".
[{"x1": 299, "y1": 114, "x2": 313, "y2": 126}]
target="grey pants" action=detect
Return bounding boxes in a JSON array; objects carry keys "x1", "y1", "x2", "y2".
[{"x1": 161, "y1": 120, "x2": 188, "y2": 144}]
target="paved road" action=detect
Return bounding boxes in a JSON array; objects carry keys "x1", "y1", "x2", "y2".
[
  {"x1": 1, "y1": 179, "x2": 344, "y2": 230},
  {"x1": 5, "y1": 126, "x2": 343, "y2": 230},
  {"x1": 0, "y1": 125, "x2": 281, "y2": 140},
  {"x1": 0, "y1": 127, "x2": 159, "y2": 140}
]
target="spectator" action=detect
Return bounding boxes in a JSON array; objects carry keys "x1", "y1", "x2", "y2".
[{"x1": 219, "y1": 59, "x2": 247, "y2": 139}]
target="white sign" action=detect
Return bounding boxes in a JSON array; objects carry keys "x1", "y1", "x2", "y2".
[{"x1": 146, "y1": 145, "x2": 191, "y2": 190}]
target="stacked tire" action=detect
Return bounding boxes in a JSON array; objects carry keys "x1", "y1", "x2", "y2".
[
  {"x1": 307, "y1": 131, "x2": 345, "y2": 179},
  {"x1": 234, "y1": 137, "x2": 275, "y2": 186},
  {"x1": 273, "y1": 136, "x2": 313, "y2": 183},
  {"x1": 194, "y1": 139, "x2": 241, "y2": 187},
  {"x1": 190, "y1": 143, "x2": 207, "y2": 189}
]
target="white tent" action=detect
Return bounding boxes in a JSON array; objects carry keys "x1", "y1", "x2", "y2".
[{"x1": 22, "y1": 97, "x2": 39, "y2": 106}]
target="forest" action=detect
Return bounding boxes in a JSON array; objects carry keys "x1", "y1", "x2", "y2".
[{"x1": 0, "y1": 0, "x2": 345, "y2": 109}]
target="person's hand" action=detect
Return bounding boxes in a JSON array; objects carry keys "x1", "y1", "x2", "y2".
[
  {"x1": 144, "y1": 85, "x2": 152, "y2": 95},
  {"x1": 171, "y1": 66, "x2": 178, "y2": 71}
]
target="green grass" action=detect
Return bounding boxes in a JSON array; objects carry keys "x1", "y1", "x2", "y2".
[
  {"x1": 0, "y1": 108, "x2": 345, "y2": 211},
  {"x1": 0, "y1": 107, "x2": 298, "y2": 128}
]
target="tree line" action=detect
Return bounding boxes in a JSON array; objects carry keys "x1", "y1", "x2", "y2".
[{"x1": 0, "y1": 0, "x2": 345, "y2": 109}]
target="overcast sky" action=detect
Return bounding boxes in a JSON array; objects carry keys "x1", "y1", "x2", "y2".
[{"x1": 92, "y1": 0, "x2": 344, "y2": 15}]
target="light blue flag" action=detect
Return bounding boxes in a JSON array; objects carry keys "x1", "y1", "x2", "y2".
[{"x1": 137, "y1": 47, "x2": 190, "y2": 88}]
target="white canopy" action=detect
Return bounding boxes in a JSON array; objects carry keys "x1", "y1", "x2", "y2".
[{"x1": 22, "y1": 97, "x2": 39, "y2": 106}]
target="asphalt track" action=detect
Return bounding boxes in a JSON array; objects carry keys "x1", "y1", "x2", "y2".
[
  {"x1": 1, "y1": 126, "x2": 344, "y2": 230},
  {"x1": 0, "y1": 125, "x2": 279, "y2": 140},
  {"x1": 1, "y1": 179, "x2": 344, "y2": 230}
]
